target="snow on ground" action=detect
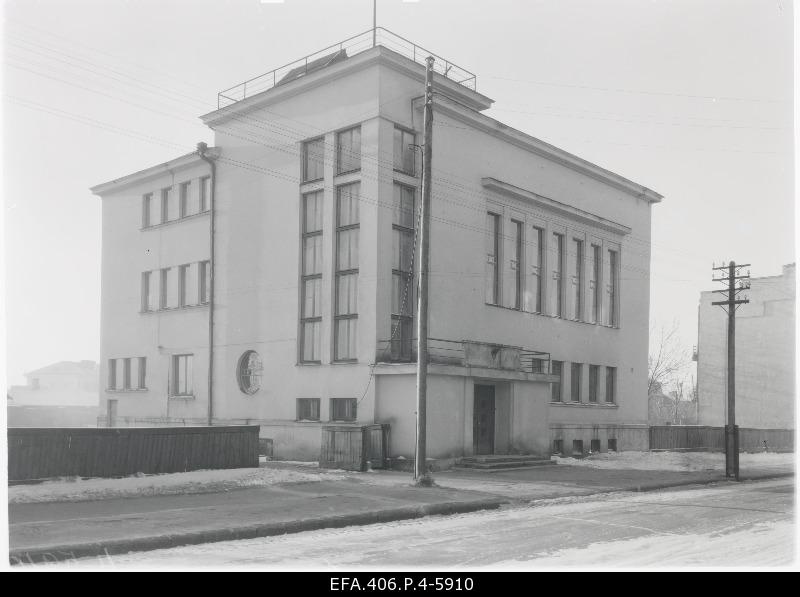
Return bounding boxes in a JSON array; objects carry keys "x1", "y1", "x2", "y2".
[
  {"x1": 553, "y1": 451, "x2": 795, "y2": 472},
  {"x1": 8, "y1": 464, "x2": 347, "y2": 504}
]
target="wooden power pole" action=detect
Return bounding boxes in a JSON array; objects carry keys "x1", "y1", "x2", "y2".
[
  {"x1": 415, "y1": 56, "x2": 434, "y2": 483},
  {"x1": 711, "y1": 260, "x2": 750, "y2": 481}
]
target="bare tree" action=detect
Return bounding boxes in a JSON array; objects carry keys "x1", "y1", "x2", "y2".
[{"x1": 648, "y1": 322, "x2": 691, "y2": 396}]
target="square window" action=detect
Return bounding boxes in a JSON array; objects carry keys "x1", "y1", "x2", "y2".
[
  {"x1": 297, "y1": 398, "x2": 321, "y2": 421},
  {"x1": 330, "y1": 398, "x2": 357, "y2": 422}
]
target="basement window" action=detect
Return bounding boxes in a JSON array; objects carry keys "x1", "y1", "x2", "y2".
[
  {"x1": 572, "y1": 440, "x2": 584, "y2": 457},
  {"x1": 552, "y1": 439, "x2": 563, "y2": 455},
  {"x1": 590, "y1": 439, "x2": 601, "y2": 453},
  {"x1": 608, "y1": 438, "x2": 618, "y2": 452}
]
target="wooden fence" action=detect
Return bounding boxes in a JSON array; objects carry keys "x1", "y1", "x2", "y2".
[
  {"x1": 319, "y1": 424, "x2": 390, "y2": 471},
  {"x1": 649, "y1": 426, "x2": 794, "y2": 453},
  {"x1": 8, "y1": 425, "x2": 260, "y2": 481}
]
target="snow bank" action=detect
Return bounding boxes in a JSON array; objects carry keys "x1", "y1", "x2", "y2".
[
  {"x1": 9, "y1": 465, "x2": 347, "y2": 504},
  {"x1": 552, "y1": 451, "x2": 795, "y2": 472}
]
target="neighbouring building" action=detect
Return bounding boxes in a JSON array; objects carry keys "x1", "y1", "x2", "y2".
[
  {"x1": 91, "y1": 29, "x2": 662, "y2": 462},
  {"x1": 7, "y1": 361, "x2": 100, "y2": 427},
  {"x1": 696, "y1": 263, "x2": 796, "y2": 430}
]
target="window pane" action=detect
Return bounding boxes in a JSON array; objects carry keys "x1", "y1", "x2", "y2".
[
  {"x1": 392, "y1": 272, "x2": 413, "y2": 316},
  {"x1": 303, "y1": 191, "x2": 323, "y2": 233},
  {"x1": 390, "y1": 317, "x2": 413, "y2": 360},
  {"x1": 393, "y1": 229, "x2": 414, "y2": 272},
  {"x1": 551, "y1": 233, "x2": 563, "y2": 317},
  {"x1": 394, "y1": 128, "x2": 415, "y2": 174},
  {"x1": 303, "y1": 138, "x2": 325, "y2": 181},
  {"x1": 485, "y1": 213, "x2": 499, "y2": 304},
  {"x1": 337, "y1": 183, "x2": 360, "y2": 227},
  {"x1": 142, "y1": 194, "x2": 152, "y2": 228},
  {"x1": 336, "y1": 273, "x2": 358, "y2": 315},
  {"x1": 393, "y1": 184, "x2": 415, "y2": 228},
  {"x1": 571, "y1": 363, "x2": 582, "y2": 402},
  {"x1": 589, "y1": 365, "x2": 598, "y2": 402},
  {"x1": 138, "y1": 357, "x2": 147, "y2": 389},
  {"x1": 304, "y1": 235, "x2": 323, "y2": 275},
  {"x1": 606, "y1": 367, "x2": 616, "y2": 403},
  {"x1": 200, "y1": 176, "x2": 211, "y2": 212},
  {"x1": 337, "y1": 127, "x2": 361, "y2": 173},
  {"x1": 303, "y1": 278, "x2": 322, "y2": 318},
  {"x1": 302, "y1": 321, "x2": 321, "y2": 361},
  {"x1": 335, "y1": 318, "x2": 357, "y2": 360},
  {"x1": 551, "y1": 361, "x2": 562, "y2": 402},
  {"x1": 337, "y1": 228, "x2": 359, "y2": 270}
]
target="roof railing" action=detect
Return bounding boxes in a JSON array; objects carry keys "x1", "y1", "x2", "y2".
[{"x1": 217, "y1": 27, "x2": 477, "y2": 108}]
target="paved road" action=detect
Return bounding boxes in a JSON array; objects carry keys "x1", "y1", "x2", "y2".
[{"x1": 56, "y1": 478, "x2": 795, "y2": 568}]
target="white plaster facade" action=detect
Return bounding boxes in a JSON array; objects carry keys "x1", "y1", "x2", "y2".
[
  {"x1": 696, "y1": 264, "x2": 795, "y2": 430},
  {"x1": 92, "y1": 41, "x2": 661, "y2": 462}
]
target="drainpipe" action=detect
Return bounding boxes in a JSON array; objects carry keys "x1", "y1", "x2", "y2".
[{"x1": 197, "y1": 142, "x2": 216, "y2": 426}]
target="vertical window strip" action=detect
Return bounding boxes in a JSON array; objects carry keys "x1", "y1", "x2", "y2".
[
  {"x1": 511, "y1": 220, "x2": 523, "y2": 309},
  {"x1": 532, "y1": 226, "x2": 543, "y2": 313},
  {"x1": 608, "y1": 249, "x2": 619, "y2": 327},
  {"x1": 552, "y1": 233, "x2": 564, "y2": 317},
  {"x1": 589, "y1": 365, "x2": 599, "y2": 402},
  {"x1": 336, "y1": 127, "x2": 361, "y2": 174},
  {"x1": 485, "y1": 212, "x2": 500, "y2": 305},
  {"x1": 138, "y1": 357, "x2": 147, "y2": 390},
  {"x1": 393, "y1": 127, "x2": 416, "y2": 175},
  {"x1": 142, "y1": 194, "x2": 152, "y2": 228},
  {"x1": 392, "y1": 183, "x2": 416, "y2": 360},
  {"x1": 303, "y1": 137, "x2": 325, "y2": 182},
  {"x1": 571, "y1": 362, "x2": 582, "y2": 402},
  {"x1": 200, "y1": 176, "x2": 211, "y2": 213},
  {"x1": 161, "y1": 188, "x2": 171, "y2": 223},
  {"x1": 606, "y1": 366, "x2": 616, "y2": 403},
  {"x1": 300, "y1": 191, "x2": 323, "y2": 363},
  {"x1": 551, "y1": 360, "x2": 563, "y2": 402},
  {"x1": 108, "y1": 358, "x2": 117, "y2": 390},
  {"x1": 573, "y1": 238, "x2": 583, "y2": 321},
  {"x1": 591, "y1": 244, "x2": 601, "y2": 324},
  {"x1": 335, "y1": 183, "x2": 360, "y2": 361}
]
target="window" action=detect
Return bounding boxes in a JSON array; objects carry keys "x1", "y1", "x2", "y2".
[
  {"x1": 551, "y1": 360, "x2": 563, "y2": 402},
  {"x1": 199, "y1": 176, "x2": 211, "y2": 212},
  {"x1": 590, "y1": 244, "x2": 601, "y2": 324},
  {"x1": 137, "y1": 357, "x2": 147, "y2": 389},
  {"x1": 171, "y1": 354, "x2": 193, "y2": 396},
  {"x1": 330, "y1": 398, "x2": 357, "y2": 422},
  {"x1": 606, "y1": 366, "x2": 616, "y2": 403},
  {"x1": 160, "y1": 187, "x2": 171, "y2": 223},
  {"x1": 142, "y1": 193, "x2": 153, "y2": 228},
  {"x1": 571, "y1": 362, "x2": 582, "y2": 402},
  {"x1": 179, "y1": 181, "x2": 192, "y2": 217},
  {"x1": 336, "y1": 127, "x2": 361, "y2": 174},
  {"x1": 510, "y1": 220, "x2": 523, "y2": 309},
  {"x1": 608, "y1": 438, "x2": 618, "y2": 452},
  {"x1": 552, "y1": 439, "x2": 564, "y2": 455},
  {"x1": 141, "y1": 271, "x2": 157, "y2": 312},
  {"x1": 572, "y1": 439, "x2": 584, "y2": 456},
  {"x1": 485, "y1": 212, "x2": 500, "y2": 305},
  {"x1": 392, "y1": 183, "x2": 415, "y2": 360},
  {"x1": 297, "y1": 398, "x2": 321, "y2": 421},
  {"x1": 300, "y1": 191, "x2": 323, "y2": 362},
  {"x1": 303, "y1": 137, "x2": 325, "y2": 182},
  {"x1": 551, "y1": 233, "x2": 564, "y2": 317},
  {"x1": 393, "y1": 127, "x2": 415, "y2": 175},
  {"x1": 178, "y1": 264, "x2": 189, "y2": 307},
  {"x1": 123, "y1": 358, "x2": 132, "y2": 390},
  {"x1": 589, "y1": 364, "x2": 599, "y2": 403},
  {"x1": 108, "y1": 358, "x2": 117, "y2": 390},
  {"x1": 606, "y1": 249, "x2": 619, "y2": 326},
  {"x1": 571, "y1": 238, "x2": 583, "y2": 320},
  {"x1": 590, "y1": 439, "x2": 601, "y2": 453},
  {"x1": 527, "y1": 226, "x2": 544, "y2": 313},
  {"x1": 199, "y1": 261, "x2": 210, "y2": 304},
  {"x1": 335, "y1": 183, "x2": 359, "y2": 361},
  {"x1": 237, "y1": 351, "x2": 262, "y2": 394},
  {"x1": 160, "y1": 267, "x2": 176, "y2": 309}
]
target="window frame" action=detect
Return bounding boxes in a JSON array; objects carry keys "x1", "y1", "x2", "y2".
[
  {"x1": 391, "y1": 183, "x2": 416, "y2": 360},
  {"x1": 570, "y1": 362, "x2": 583, "y2": 403},
  {"x1": 179, "y1": 181, "x2": 191, "y2": 218},
  {"x1": 485, "y1": 212, "x2": 501, "y2": 305},
  {"x1": 606, "y1": 366, "x2": 617, "y2": 404},
  {"x1": 142, "y1": 193, "x2": 153, "y2": 228},
  {"x1": 589, "y1": 364, "x2": 599, "y2": 403},
  {"x1": 393, "y1": 126, "x2": 416, "y2": 176},
  {"x1": 300, "y1": 190, "x2": 324, "y2": 364},
  {"x1": 334, "y1": 183, "x2": 360, "y2": 362},
  {"x1": 199, "y1": 176, "x2": 211, "y2": 213},
  {"x1": 552, "y1": 232, "x2": 565, "y2": 317},
  {"x1": 302, "y1": 137, "x2": 325, "y2": 183},
  {"x1": 237, "y1": 350, "x2": 262, "y2": 395},
  {"x1": 551, "y1": 360, "x2": 563, "y2": 402},
  {"x1": 170, "y1": 354, "x2": 194, "y2": 397},
  {"x1": 160, "y1": 187, "x2": 171, "y2": 223},
  {"x1": 572, "y1": 238, "x2": 584, "y2": 321},
  {"x1": 296, "y1": 398, "x2": 321, "y2": 422},
  {"x1": 335, "y1": 126, "x2": 361, "y2": 175},
  {"x1": 329, "y1": 397, "x2": 357, "y2": 422}
]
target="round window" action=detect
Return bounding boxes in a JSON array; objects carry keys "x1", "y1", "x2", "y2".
[{"x1": 237, "y1": 350, "x2": 262, "y2": 395}]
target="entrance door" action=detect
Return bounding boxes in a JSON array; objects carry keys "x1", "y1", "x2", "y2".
[
  {"x1": 107, "y1": 399, "x2": 117, "y2": 428},
  {"x1": 473, "y1": 385, "x2": 495, "y2": 455}
]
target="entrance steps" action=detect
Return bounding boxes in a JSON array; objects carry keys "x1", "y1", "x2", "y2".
[{"x1": 455, "y1": 455, "x2": 556, "y2": 472}]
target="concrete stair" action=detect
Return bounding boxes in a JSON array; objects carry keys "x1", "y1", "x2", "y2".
[{"x1": 455, "y1": 455, "x2": 556, "y2": 472}]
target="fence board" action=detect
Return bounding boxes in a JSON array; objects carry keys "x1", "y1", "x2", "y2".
[{"x1": 7, "y1": 426, "x2": 260, "y2": 481}]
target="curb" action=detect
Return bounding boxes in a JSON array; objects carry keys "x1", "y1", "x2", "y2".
[{"x1": 9, "y1": 497, "x2": 507, "y2": 565}]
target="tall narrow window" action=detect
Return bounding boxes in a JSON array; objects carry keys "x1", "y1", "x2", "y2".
[
  {"x1": 179, "y1": 181, "x2": 191, "y2": 217},
  {"x1": 336, "y1": 127, "x2": 361, "y2": 174},
  {"x1": 108, "y1": 358, "x2": 117, "y2": 390},
  {"x1": 171, "y1": 354, "x2": 193, "y2": 396},
  {"x1": 589, "y1": 364, "x2": 599, "y2": 403},
  {"x1": 123, "y1": 358, "x2": 132, "y2": 390},
  {"x1": 198, "y1": 261, "x2": 210, "y2": 304},
  {"x1": 571, "y1": 362, "x2": 583, "y2": 402},
  {"x1": 590, "y1": 244, "x2": 601, "y2": 324},
  {"x1": 551, "y1": 360, "x2": 563, "y2": 402},
  {"x1": 137, "y1": 357, "x2": 147, "y2": 390},
  {"x1": 393, "y1": 127, "x2": 416, "y2": 175},
  {"x1": 391, "y1": 184, "x2": 415, "y2": 359},
  {"x1": 551, "y1": 233, "x2": 564, "y2": 317},
  {"x1": 607, "y1": 249, "x2": 619, "y2": 327},
  {"x1": 160, "y1": 188, "x2": 171, "y2": 223},
  {"x1": 527, "y1": 226, "x2": 544, "y2": 313},
  {"x1": 571, "y1": 238, "x2": 584, "y2": 321},
  {"x1": 335, "y1": 183, "x2": 359, "y2": 361},
  {"x1": 510, "y1": 220, "x2": 523, "y2": 309},
  {"x1": 485, "y1": 212, "x2": 500, "y2": 305},
  {"x1": 178, "y1": 264, "x2": 189, "y2": 307},
  {"x1": 199, "y1": 176, "x2": 211, "y2": 212},
  {"x1": 141, "y1": 271, "x2": 156, "y2": 312},
  {"x1": 159, "y1": 268, "x2": 169, "y2": 309},
  {"x1": 142, "y1": 193, "x2": 152, "y2": 228},
  {"x1": 303, "y1": 137, "x2": 325, "y2": 182},
  {"x1": 300, "y1": 191, "x2": 323, "y2": 362},
  {"x1": 606, "y1": 366, "x2": 617, "y2": 403}
]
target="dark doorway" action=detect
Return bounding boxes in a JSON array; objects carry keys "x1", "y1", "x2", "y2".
[{"x1": 473, "y1": 384, "x2": 495, "y2": 455}]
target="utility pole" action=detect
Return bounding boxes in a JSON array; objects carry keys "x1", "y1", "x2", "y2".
[
  {"x1": 415, "y1": 56, "x2": 434, "y2": 484},
  {"x1": 711, "y1": 260, "x2": 750, "y2": 481}
]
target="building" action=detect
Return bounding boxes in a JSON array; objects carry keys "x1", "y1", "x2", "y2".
[
  {"x1": 7, "y1": 360, "x2": 99, "y2": 427},
  {"x1": 91, "y1": 29, "x2": 661, "y2": 462},
  {"x1": 696, "y1": 263, "x2": 795, "y2": 430}
]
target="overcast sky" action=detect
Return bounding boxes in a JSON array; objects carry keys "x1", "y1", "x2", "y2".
[{"x1": 2, "y1": 0, "x2": 795, "y2": 386}]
